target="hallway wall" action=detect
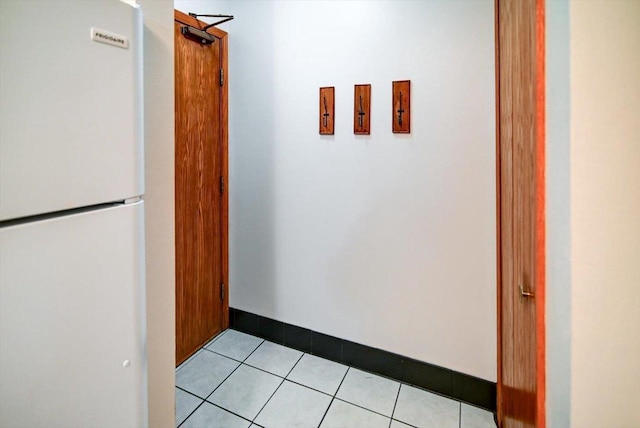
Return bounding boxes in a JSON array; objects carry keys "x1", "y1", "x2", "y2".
[
  {"x1": 546, "y1": 1, "x2": 572, "y2": 426},
  {"x1": 138, "y1": 0, "x2": 175, "y2": 426},
  {"x1": 176, "y1": 0, "x2": 497, "y2": 381},
  {"x1": 547, "y1": 1, "x2": 640, "y2": 426},
  {"x1": 569, "y1": 1, "x2": 640, "y2": 426}
]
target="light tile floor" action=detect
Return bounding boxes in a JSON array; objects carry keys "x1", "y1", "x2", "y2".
[{"x1": 176, "y1": 329, "x2": 496, "y2": 428}]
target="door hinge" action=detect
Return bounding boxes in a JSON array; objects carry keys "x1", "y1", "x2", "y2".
[
  {"x1": 220, "y1": 176, "x2": 225, "y2": 194},
  {"x1": 220, "y1": 282, "x2": 225, "y2": 301},
  {"x1": 219, "y1": 68, "x2": 224, "y2": 87}
]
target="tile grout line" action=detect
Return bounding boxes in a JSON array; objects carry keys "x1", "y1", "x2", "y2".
[
  {"x1": 200, "y1": 356, "x2": 310, "y2": 389},
  {"x1": 238, "y1": 336, "x2": 409, "y2": 422},
  {"x1": 179, "y1": 388, "x2": 256, "y2": 426},
  {"x1": 206, "y1": 352, "x2": 339, "y2": 399},
  {"x1": 176, "y1": 329, "x2": 229, "y2": 371},
  {"x1": 176, "y1": 331, "x2": 296, "y2": 427},
  {"x1": 401, "y1": 379, "x2": 474, "y2": 411},
  {"x1": 201, "y1": 346, "x2": 244, "y2": 362},
  {"x1": 196, "y1": 335, "x2": 265, "y2": 405},
  {"x1": 317, "y1": 397, "x2": 335, "y2": 426},
  {"x1": 317, "y1": 366, "x2": 351, "y2": 427},
  {"x1": 240, "y1": 336, "x2": 265, "y2": 363},
  {"x1": 283, "y1": 378, "x2": 334, "y2": 398},
  {"x1": 178, "y1": 332, "x2": 264, "y2": 417},
  {"x1": 188, "y1": 339, "x2": 268, "y2": 426},
  {"x1": 276, "y1": 351, "x2": 351, "y2": 397},
  {"x1": 208, "y1": 401, "x2": 254, "y2": 426},
  {"x1": 202, "y1": 337, "x2": 266, "y2": 403},
  {"x1": 203, "y1": 360, "x2": 243, "y2": 402},
  {"x1": 327, "y1": 366, "x2": 402, "y2": 420},
  {"x1": 176, "y1": 328, "x2": 230, "y2": 372},
  {"x1": 250, "y1": 351, "x2": 305, "y2": 425},
  {"x1": 235, "y1": 317, "x2": 497, "y2": 413},
  {"x1": 251, "y1": 377, "x2": 286, "y2": 425},
  {"x1": 335, "y1": 367, "x2": 350, "y2": 398},
  {"x1": 241, "y1": 362, "x2": 288, "y2": 380},
  {"x1": 223, "y1": 348, "x2": 305, "y2": 381},
  {"x1": 389, "y1": 383, "x2": 402, "y2": 428},
  {"x1": 208, "y1": 335, "x2": 265, "y2": 365},
  {"x1": 332, "y1": 396, "x2": 397, "y2": 421},
  {"x1": 175, "y1": 385, "x2": 205, "y2": 401},
  {"x1": 244, "y1": 339, "x2": 307, "y2": 378},
  {"x1": 182, "y1": 330, "x2": 474, "y2": 428},
  {"x1": 175, "y1": 348, "x2": 204, "y2": 372},
  {"x1": 175, "y1": 382, "x2": 209, "y2": 427},
  {"x1": 391, "y1": 419, "x2": 419, "y2": 428},
  {"x1": 177, "y1": 399, "x2": 206, "y2": 428},
  {"x1": 284, "y1": 352, "x2": 306, "y2": 379}
]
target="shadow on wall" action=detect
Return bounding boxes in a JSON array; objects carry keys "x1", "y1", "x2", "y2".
[{"x1": 225, "y1": 2, "x2": 279, "y2": 316}]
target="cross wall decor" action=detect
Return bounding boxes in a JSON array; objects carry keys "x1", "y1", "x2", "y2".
[{"x1": 318, "y1": 80, "x2": 411, "y2": 135}]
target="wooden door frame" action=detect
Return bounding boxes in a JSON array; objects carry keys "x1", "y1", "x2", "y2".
[
  {"x1": 495, "y1": 0, "x2": 546, "y2": 426},
  {"x1": 174, "y1": 9, "x2": 230, "y2": 330}
]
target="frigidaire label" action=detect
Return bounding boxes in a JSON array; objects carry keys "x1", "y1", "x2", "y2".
[{"x1": 91, "y1": 28, "x2": 129, "y2": 49}]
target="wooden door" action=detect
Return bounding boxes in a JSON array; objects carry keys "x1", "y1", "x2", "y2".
[
  {"x1": 496, "y1": 0, "x2": 545, "y2": 426},
  {"x1": 174, "y1": 10, "x2": 229, "y2": 366}
]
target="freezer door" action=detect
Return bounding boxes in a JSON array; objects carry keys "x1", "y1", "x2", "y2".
[
  {"x1": 0, "y1": 0, "x2": 143, "y2": 221},
  {"x1": 0, "y1": 202, "x2": 147, "y2": 427}
]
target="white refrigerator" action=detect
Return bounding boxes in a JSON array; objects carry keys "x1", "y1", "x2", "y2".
[{"x1": 0, "y1": 1, "x2": 147, "y2": 426}]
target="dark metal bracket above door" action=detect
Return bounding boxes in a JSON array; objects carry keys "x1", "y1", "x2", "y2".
[
  {"x1": 188, "y1": 13, "x2": 234, "y2": 30},
  {"x1": 180, "y1": 26, "x2": 215, "y2": 45},
  {"x1": 181, "y1": 13, "x2": 234, "y2": 45}
]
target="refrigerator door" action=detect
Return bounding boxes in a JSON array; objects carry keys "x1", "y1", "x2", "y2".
[
  {"x1": 0, "y1": 202, "x2": 147, "y2": 427},
  {"x1": 0, "y1": 0, "x2": 143, "y2": 221}
]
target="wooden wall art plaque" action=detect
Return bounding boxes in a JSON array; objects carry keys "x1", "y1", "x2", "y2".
[
  {"x1": 354, "y1": 84, "x2": 371, "y2": 135},
  {"x1": 319, "y1": 87, "x2": 335, "y2": 135},
  {"x1": 392, "y1": 80, "x2": 411, "y2": 133}
]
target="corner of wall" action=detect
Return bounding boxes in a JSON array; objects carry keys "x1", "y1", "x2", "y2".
[
  {"x1": 138, "y1": 1, "x2": 176, "y2": 427},
  {"x1": 569, "y1": 0, "x2": 640, "y2": 426},
  {"x1": 545, "y1": 1, "x2": 571, "y2": 426}
]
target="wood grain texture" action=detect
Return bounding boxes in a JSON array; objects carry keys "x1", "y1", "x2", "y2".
[
  {"x1": 174, "y1": 10, "x2": 228, "y2": 366},
  {"x1": 354, "y1": 84, "x2": 371, "y2": 135},
  {"x1": 496, "y1": 0, "x2": 544, "y2": 426},
  {"x1": 392, "y1": 80, "x2": 410, "y2": 133},
  {"x1": 319, "y1": 87, "x2": 335, "y2": 135}
]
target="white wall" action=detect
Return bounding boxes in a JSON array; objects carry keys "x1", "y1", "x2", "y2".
[
  {"x1": 177, "y1": 0, "x2": 497, "y2": 381},
  {"x1": 546, "y1": 1, "x2": 572, "y2": 426},
  {"x1": 138, "y1": 0, "x2": 175, "y2": 426},
  {"x1": 569, "y1": 1, "x2": 640, "y2": 426},
  {"x1": 548, "y1": 3, "x2": 640, "y2": 425}
]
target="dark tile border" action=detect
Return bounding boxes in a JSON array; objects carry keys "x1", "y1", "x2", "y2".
[
  {"x1": 283, "y1": 323, "x2": 312, "y2": 353},
  {"x1": 230, "y1": 307, "x2": 496, "y2": 412},
  {"x1": 257, "y1": 316, "x2": 283, "y2": 344},
  {"x1": 231, "y1": 308, "x2": 259, "y2": 337},
  {"x1": 311, "y1": 331, "x2": 343, "y2": 363}
]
